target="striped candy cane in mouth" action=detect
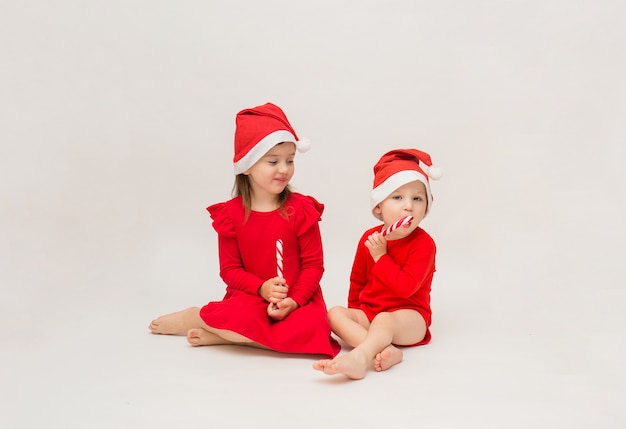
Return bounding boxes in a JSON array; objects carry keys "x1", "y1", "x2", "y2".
[{"x1": 381, "y1": 216, "x2": 414, "y2": 237}]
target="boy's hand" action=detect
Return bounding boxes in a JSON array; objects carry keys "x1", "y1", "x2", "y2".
[{"x1": 365, "y1": 231, "x2": 387, "y2": 262}]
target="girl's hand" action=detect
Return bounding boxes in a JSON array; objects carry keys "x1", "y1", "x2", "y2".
[
  {"x1": 267, "y1": 297, "x2": 298, "y2": 321},
  {"x1": 259, "y1": 277, "x2": 289, "y2": 303},
  {"x1": 364, "y1": 231, "x2": 387, "y2": 262}
]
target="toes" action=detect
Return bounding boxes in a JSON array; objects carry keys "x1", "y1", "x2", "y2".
[
  {"x1": 186, "y1": 330, "x2": 200, "y2": 346},
  {"x1": 313, "y1": 360, "x2": 330, "y2": 370}
]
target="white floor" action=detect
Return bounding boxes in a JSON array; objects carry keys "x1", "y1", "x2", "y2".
[{"x1": 2, "y1": 2, "x2": 625, "y2": 428}]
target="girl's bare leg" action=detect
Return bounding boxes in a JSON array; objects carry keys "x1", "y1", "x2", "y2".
[
  {"x1": 187, "y1": 328, "x2": 232, "y2": 346},
  {"x1": 150, "y1": 307, "x2": 269, "y2": 350},
  {"x1": 149, "y1": 307, "x2": 203, "y2": 335},
  {"x1": 187, "y1": 326, "x2": 270, "y2": 350}
]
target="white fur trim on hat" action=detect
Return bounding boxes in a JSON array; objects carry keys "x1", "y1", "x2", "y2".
[
  {"x1": 370, "y1": 170, "x2": 434, "y2": 216},
  {"x1": 233, "y1": 130, "x2": 296, "y2": 174}
]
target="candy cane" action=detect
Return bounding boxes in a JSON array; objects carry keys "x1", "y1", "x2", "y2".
[
  {"x1": 381, "y1": 216, "x2": 413, "y2": 237},
  {"x1": 276, "y1": 239, "x2": 284, "y2": 278}
]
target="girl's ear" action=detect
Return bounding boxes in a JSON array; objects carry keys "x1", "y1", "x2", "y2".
[{"x1": 373, "y1": 205, "x2": 383, "y2": 216}]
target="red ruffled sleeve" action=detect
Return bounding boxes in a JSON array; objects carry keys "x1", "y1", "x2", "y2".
[
  {"x1": 207, "y1": 202, "x2": 236, "y2": 237},
  {"x1": 291, "y1": 194, "x2": 324, "y2": 236},
  {"x1": 207, "y1": 199, "x2": 264, "y2": 296}
]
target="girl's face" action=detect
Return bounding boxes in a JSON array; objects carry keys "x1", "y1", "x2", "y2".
[
  {"x1": 245, "y1": 142, "x2": 296, "y2": 202},
  {"x1": 373, "y1": 180, "x2": 428, "y2": 239}
]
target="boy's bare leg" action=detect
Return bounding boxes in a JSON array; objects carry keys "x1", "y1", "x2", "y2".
[
  {"x1": 149, "y1": 307, "x2": 202, "y2": 335},
  {"x1": 311, "y1": 360, "x2": 331, "y2": 371},
  {"x1": 320, "y1": 343, "x2": 404, "y2": 379},
  {"x1": 313, "y1": 324, "x2": 389, "y2": 380},
  {"x1": 313, "y1": 350, "x2": 373, "y2": 380},
  {"x1": 313, "y1": 306, "x2": 379, "y2": 379},
  {"x1": 374, "y1": 345, "x2": 404, "y2": 371},
  {"x1": 327, "y1": 306, "x2": 370, "y2": 347},
  {"x1": 313, "y1": 313, "x2": 393, "y2": 379},
  {"x1": 314, "y1": 310, "x2": 425, "y2": 380}
]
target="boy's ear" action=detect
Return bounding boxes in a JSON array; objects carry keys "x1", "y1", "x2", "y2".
[{"x1": 373, "y1": 205, "x2": 383, "y2": 216}]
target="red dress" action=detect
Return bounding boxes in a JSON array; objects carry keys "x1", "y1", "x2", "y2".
[
  {"x1": 348, "y1": 225, "x2": 436, "y2": 345},
  {"x1": 199, "y1": 193, "x2": 340, "y2": 357}
]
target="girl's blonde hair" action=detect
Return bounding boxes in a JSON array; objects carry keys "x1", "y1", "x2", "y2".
[{"x1": 233, "y1": 175, "x2": 292, "y2": 220}]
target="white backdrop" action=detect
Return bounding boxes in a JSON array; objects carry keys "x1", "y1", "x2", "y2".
[{"x1": 1, "y1": 1, "x2": 625, "y2": 428}]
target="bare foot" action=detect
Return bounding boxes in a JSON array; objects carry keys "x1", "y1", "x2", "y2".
[
  {"x1": 374, "y1": 345, "x2": 403, "y2": 371},
  {"x1": 149, "y1": 307, "x2": 201, "y2": 335},
  {"x1": 186, "y1": 328, "x2": 225, "y2": 346},
  {"x1": 312, "y1": 359, "x2": 332, "y2": 371},
  {"x1": 313, "y1": 353, "x2": 369, "y2": 380}
]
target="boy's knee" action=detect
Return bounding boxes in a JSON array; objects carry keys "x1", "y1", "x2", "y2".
[
  {"x1": 371, "y1": 311, "x2": 394, "y2": 324},
  {"x1": 327, "y1": 306, "x2": 346, "y2": 322}
]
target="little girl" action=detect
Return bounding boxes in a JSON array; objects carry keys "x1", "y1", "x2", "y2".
[{"x1": 149, "y1": 102, "x2": 340, "y2": 358}]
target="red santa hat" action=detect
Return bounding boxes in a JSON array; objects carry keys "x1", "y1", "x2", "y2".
[
  {"x1": 233, "y1": 102, "x2": 310, "y2": 174},
  {"x1": 370, "y1": 148, "x2": 442, "y2": 218}
]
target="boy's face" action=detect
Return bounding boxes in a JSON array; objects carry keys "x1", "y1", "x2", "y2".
[{"x1": 373, "y1": 180, "x2": 428, "y2": 239}]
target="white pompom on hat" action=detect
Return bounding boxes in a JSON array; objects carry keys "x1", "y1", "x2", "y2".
[
  {"x1": 233, "y1": 103, "x2": 310, "y2": 175},
  {"x1": 370, "y1": 148, "x2": 442, "y2": 219}
]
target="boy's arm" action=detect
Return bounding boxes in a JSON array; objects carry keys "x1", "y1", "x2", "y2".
[{"x1": 372, "y1": 235, "x2": 436, "y2": 298}]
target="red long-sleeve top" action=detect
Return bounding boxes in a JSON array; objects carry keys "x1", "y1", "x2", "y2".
[{"x1": 348, "y1": 225, "x2": 436, "y2": 344}]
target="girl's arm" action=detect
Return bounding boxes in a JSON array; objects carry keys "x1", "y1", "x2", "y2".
[
  {"x1": 217, "y1": 234, "x2": 265, "y2": 296},
  {"x1": 286, "y1": 222, "x2": 324, "y2": 306}
]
